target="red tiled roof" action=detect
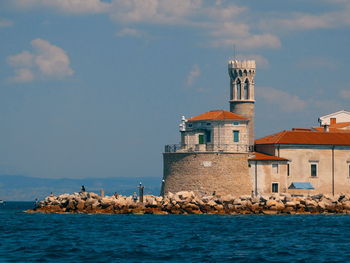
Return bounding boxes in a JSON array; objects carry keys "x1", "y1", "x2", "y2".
[
  {"x1": 331, "y1": 122, "x2": 350, "y2": 129},
  {"x1": 250, "y1": 152, "x2": 288, "y2": 161},
  {"x1": 312, "y1": 127, "x2": 350, "y2": 133},
  {"x1": 255, "y1": 130, "x2": 350, "y2": 145},
  {"x1": 312, "y1": 122, "x2": 350, "y2": 133},
  {"x1": 188, "y1": 110, "x2": 246, "y2": 122}
]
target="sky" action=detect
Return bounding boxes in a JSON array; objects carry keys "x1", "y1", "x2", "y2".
[{"x1": 0, "y1": 0, "x2": 349, "y2": 180}]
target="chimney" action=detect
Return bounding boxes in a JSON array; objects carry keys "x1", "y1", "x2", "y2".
[
  {"x1": 323, "y1": 124, "x2": 329, "y2": 132},
  {"x1": 330, "y1": 118, "x2": 336, "y2": 125}
]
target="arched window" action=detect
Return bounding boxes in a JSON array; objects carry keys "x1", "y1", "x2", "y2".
[
  {"x1": 236, "y1": 79, "x2": 241, "y2": 100},
  {"x1": 239, "y1": 70, "x2": 242, "y2": 77},
  {"x1": 244, "y1": 79, "x2": 249, "y2": 99},
  {"x1": 243, "y1": 70, "x2": 247, "y2": 76}
]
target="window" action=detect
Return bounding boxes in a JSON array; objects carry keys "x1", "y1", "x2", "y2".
[
  {"x1": 233, "y1": 121, "x2": 240, "y2": 125},
  {"x1": 348, "y1": 163, "x2": 350, "y2": 177},
  {"x1": 198, "y1": 134, "x2": 204, "y2": 144},
  {"x1": 311, "y1": 163, "x2": 317, "y2": 177},
  {"x1": 206, "y1": 122, "x2": 211, "y2": 126},
  {"x1": 188, "y1": 123, "x2": 193, "y2": 128},
  {"x1": 244, "y1": 79, "x2": 249, "y2": 100},
  {"x1": 236, "y1": 79, "x2": 241, "y2": 99},
  {"x1": 287, "y1": 163, "x2": 290, "y2": 176},
  {"x1": 272, "y1": 163, "x2": 278, "y2": 173},
  {"x1": 233, "y1": 130, "x2": 239, "y2": 142},
  {"x1": 272, "y1": 183, "x2": 279, "y2": 193},
  {"x1": 206, "y1": 131, "x2": 211, "y2": 143}
]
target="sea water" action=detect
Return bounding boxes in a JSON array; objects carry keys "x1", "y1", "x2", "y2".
[{"x1": 1, "y1": 202, "x2": 350, "y2": 262}]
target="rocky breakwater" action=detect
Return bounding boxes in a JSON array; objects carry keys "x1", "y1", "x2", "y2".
[{"x1": 26, "y1": 191, "x2": 350, "y2": 215}]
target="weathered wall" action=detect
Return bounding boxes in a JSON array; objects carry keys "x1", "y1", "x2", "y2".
[{"x1": 162, "y1": 152, "x2": 252, "y2": 196}]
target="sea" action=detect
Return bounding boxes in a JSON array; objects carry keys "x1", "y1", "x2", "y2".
[{"x1": 1, "y1": 202, "x2": 350, "y2": 262}]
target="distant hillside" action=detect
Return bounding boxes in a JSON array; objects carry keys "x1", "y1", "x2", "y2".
[{"x1": 0, "y1": 175, "x2": 161, "y2": 201}]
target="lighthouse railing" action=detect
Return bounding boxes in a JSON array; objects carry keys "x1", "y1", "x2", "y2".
[{"x1": 164, "y1": 144, "x2": 254, "y2": 153}]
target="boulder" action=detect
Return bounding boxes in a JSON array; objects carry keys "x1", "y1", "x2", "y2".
[
  {"x1": 311, "y1": 194, "x2": 323, "y2": 201},
  {"x1": 343, "y1": 201, "x2": 350, "y2": 210},
  {"x1": 76, "y1": 201, "x2": 85, "y2": 211},
  {"x1": 88, "y1": 192, "x2": 100, "y2": 199}
]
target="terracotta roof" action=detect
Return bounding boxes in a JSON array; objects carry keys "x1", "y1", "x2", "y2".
[
  {"x1": 312, "y1": 127, "x2": 350, "y2": 133},
  {"x1": 249, "y1": 152, "x2": 288, "y2": 161},
  {"x1": 187, "y1": 110, "x2": 246, "y2": 122},
  {"x1": 330, "y1": 122, "x2": 350, "y2": 129},
  {"x1": 256, "y1": 130, "x2": 350, "y2": 145}
]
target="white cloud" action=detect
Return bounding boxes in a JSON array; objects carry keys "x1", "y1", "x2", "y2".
[
  {"x1": 0, "y1": 18, "x2": 13, "y2": 27},
  {"x1": 259, "y1": 2, "x2": 350, "y2": 32},
  {"x1": 31, "y1": 38, "x2": 74, "y2": 77},
  {"x1": 7, "y1": 51, "x2": 34, "y2": 68},
  {"x1": 12, "y1": 0, "x2": 281, "y2": 51},
  {"x1": 186, "y1": 64, "x2": 201, "y2": 86},
  {"x1": 109, "y1": 0, "x2": 202, "y2": 24},
  {"x1": 116, "y1": 28, "x2": 146, "y2": 38},
  {"x1": 339, "y1": 90, "x2": 350, "y2": 99},
  {"x1": 7, "y1": 38, "x2": 74, "y2": 83},
  {"x1": 10, "y1": 68, "x2": 34, "y2": 83},
  {"x1": 14, "y1": 0, "x2": 109, "y2": 14},
  {"x1": 257, "y1": 87, "x2": 306, "y2": 113}
]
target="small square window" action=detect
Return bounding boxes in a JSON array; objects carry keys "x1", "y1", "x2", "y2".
[
  {"x1": 272, "y1": 183, "x2": 278, "y2": 193},
  {"x1": 233, "y1": 122, "x2": 240, "y2": 125},
  {"x1": 188, "y1": 123, "x2": 193, "y2": 128},
  {"x1": 206, "y1": 123, "x2": 211, "y2": 126}
]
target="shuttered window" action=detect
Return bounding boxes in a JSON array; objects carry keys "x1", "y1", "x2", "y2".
[{"x1": 233, "y1": 130, "x2": 239, "y2": 142}]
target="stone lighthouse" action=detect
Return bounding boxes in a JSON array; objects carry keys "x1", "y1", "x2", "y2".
[
  {"x1": 228, "y1": 60, "x2": 256, "y2": 145},
  {"x1": 161, "y1": 59, "x2": 257, "y2": 197}
]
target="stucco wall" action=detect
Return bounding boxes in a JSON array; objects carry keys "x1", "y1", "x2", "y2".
[
  {"x1": 249, "y1": 160, "x2": 288, "y2": 195},
  {"x1": 162, "y1": 152, "x2": 252, "y2": 196},
  {"x1": 230, "y1": 102, "x2": 254, "y2": 145},
  {"x1": 257, "y1": 144, "x2": 350, "y2": 195}
]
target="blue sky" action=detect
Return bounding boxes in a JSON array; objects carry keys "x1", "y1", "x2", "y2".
[{"x1": 0, "y1": 0, "x2": 349, "y2": 179}]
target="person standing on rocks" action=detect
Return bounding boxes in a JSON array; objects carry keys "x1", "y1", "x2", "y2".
[{"x1": 81, "y1": 185, "x2": 86, "y2": 193}]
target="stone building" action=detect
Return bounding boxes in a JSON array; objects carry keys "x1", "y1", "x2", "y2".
[
  {"x1": 254, "y1": 129, "x2": 350, "y2": 196},
  {"x1": 161, "y1": 58, "x2": 350, "y2": 197}
]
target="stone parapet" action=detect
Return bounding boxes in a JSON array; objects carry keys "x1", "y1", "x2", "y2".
[{"x1": 228, "y1": 60, "x2": 256, "y2": 69}]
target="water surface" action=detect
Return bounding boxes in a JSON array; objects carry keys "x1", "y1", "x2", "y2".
[{"x1": 1, "y1": 202, "x2": 349, "y2": 262}]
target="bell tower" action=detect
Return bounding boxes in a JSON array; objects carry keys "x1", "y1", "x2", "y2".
[{"x1": 228, "y1": 60, "x2": 256, "y2": 145}]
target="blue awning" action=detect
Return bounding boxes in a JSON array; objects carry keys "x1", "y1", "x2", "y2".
[{"x1": 288, "y1": 182, "x2": 314, "y2": 189}]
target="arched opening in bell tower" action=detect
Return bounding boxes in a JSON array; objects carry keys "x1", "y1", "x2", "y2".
[
  {"x1": 236, "y1": 79, "x2": 241, "y2": 100},
  {"x1": 244, "y1": 79, "x2": 249, "y2": 100}
]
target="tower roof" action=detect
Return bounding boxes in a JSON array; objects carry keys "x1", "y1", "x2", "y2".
[{"x1": 187, "y1": 110, "x2": 247, "y2": 122}]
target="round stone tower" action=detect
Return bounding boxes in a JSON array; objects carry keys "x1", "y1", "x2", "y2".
[{"x1": 228, "y1": 60, "x2": 256, "y2": 146}]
